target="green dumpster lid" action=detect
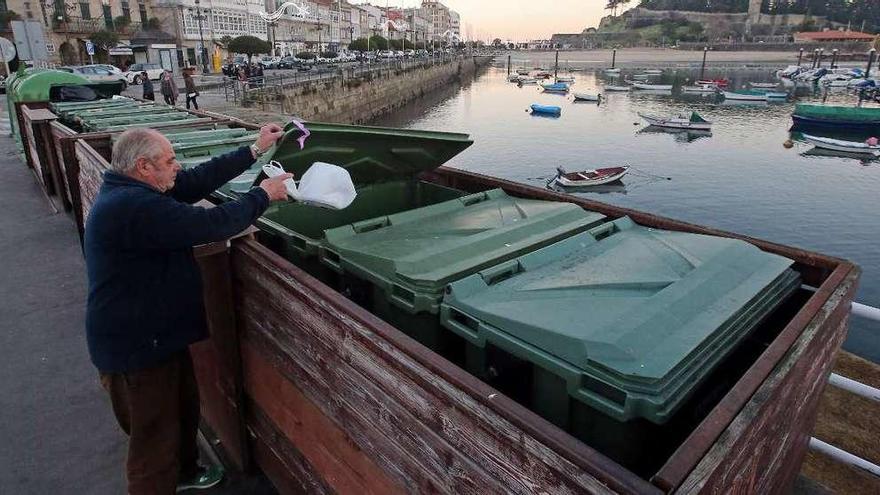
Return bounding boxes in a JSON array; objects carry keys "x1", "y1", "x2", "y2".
[
  {"x1": 441, "y1": 216, "x2": 799, "y2": 423},
  {"x1": 261, "y1": 121, "x2": 474, "y2": 186},
  {"x1": 322, "y1": 189, "x2": 607, "y2": 313},
  {"x1": 12, "y1": 69, "x2": 90, "y2": 102}
]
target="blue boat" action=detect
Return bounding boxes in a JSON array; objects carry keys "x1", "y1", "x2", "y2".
[
  {"x1": 541, "y1": 82, "x2": 570, "y2": 93},
  {"x1": 792, "y1": 104, "x2": 880, "y2": 133},
  {"x1": 529, "y1": 104, "x2": 562, "y2": 116}
]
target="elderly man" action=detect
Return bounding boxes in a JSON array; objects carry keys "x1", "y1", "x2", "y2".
[{"x1": 84, "y1": 124, "x2": 292, "y2": 494}]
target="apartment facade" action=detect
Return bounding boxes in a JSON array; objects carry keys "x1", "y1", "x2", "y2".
[
  {"x1": 1, "y1": 0, "x2": 156, "y2": 65},
  {"x1": 418, "y1": 0, "x2": 458, "y2": 44}
]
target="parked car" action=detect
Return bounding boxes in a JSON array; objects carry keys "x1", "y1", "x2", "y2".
[
  {"x1": 258, "y1": 56, "x2": 280, "y2": 69},
  {"x1": 123, "y1": 63, "x2": 163, "y2": 84},
  {"x1": 222, "y1": 55, "x2": 248, "y2": 77},
  {"x1": 58, "y1": 65, "x2": 127, "y2": 88},
  {"x1": 276, "y1": 56, "x2": 297, "y2": 70}
]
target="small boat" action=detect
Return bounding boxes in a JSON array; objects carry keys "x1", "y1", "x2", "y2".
[
  {"x1": 517, "y1": 77, "x2": 538, "y2": 85},
  {"x1": 541, "y1": 82, "x2": 570, "y2": 93},
  {"x1": 697, "y1": 78, "x2": 729, "y2": 87},
  {"x1": 638, "y1": 125, "x2": 713, "y2": 143},
  {"x1": 529, "y1": 104, "x2": 562, "y2": 116},
  {"x1": 632, "y1": 82, "x2": 673, "y2": 90},
  {"x1": 638, "y1": 111, "x2": 712, "y2": 130},
  {"x1": 604, "y1": 68, "x2": 621, "y2": 74},
  {"x1": 535, "y1": 71, "x2": 552, "y2": 79},
  {"x1": 604, "y1": 85, "x2": 631, "y2": 92},
  {"x1": 682, "y1": 84, "x2": 719, "y2": 94},
  {"x1": 802, "y1": 134, "x2": 880, "y2": 156},
  {"x1": 572, "y1": 92, "x2": 601, "y2": 102},
  {"x1": 556, "y1": 76, "x2": 575, "y2": 83},
  {"x1": 722, "y1": 90, "x2": 769, "y2": 101},
  {"x1": 632, "y1": 74, "x2": 652, "y2": 80},
  {"x1": 644, "y1": 69, "x2": 663, "y2": 75},
  {"x1": 777, "y1": 65, "x2": 803, "y2": 78},
  {"x1": 553, "y1": 166, "x2": 628, "y2": 187},
  {"x1": 516, "y1": 69, "x2": 530, "y2": 76},
  {"x1": 749, "y1": 82, "x2": 779, "y2": 89},
  {"x1": 764, "y1": 91, "x2": 789, "y2": 99},
  {"x1": 507, "y1": 74, "x2": 521, "y2": 82}
]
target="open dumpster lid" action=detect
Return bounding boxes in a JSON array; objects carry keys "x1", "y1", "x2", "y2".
[
  {"x1": 441, "y1": 217, "x2": 800, "y2": 423},
  {"x1": 262, "y1": 121, "x2": 474, "y2": 187}
]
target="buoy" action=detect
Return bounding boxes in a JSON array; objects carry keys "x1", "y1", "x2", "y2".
[
  {"x1": 783, "y1": 139, "x2": 794, "y2": 149},
  {"x1": 867, "y1": 136, "x2": 879, "y2": 146}
]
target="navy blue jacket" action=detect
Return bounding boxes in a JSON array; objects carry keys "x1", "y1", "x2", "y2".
[{"x1": 85, "y1": 146, "x2": 268, "y2": 372}]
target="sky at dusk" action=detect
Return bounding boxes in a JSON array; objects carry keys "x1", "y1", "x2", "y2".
[{"x1": 349, "y1": 1, "x2": 636, "y2": 41}]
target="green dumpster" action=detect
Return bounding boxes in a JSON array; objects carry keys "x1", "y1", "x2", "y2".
[
  {"x1": 439, "y1": 216, "x2": 800, "y2": 473},
  {"x1": 9, "y1": 69, "x2": 89, "y2": 146},
  {"x1": 237, "y1": 122, "x2": 476, "y2": 279}
]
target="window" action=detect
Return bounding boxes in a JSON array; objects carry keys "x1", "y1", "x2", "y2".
[
  {"x1": 103, "y1": 3, "x2": 113, "y2": 29},
  {"x1": 79, "y1": 2, "x2": 90, "y2": 19},
  {"x1": 121, "y1": 1, "x2": 129, "y2": 20},
  {"x1": 138, "y1": 3, "x2": 147, "y2": 23}
]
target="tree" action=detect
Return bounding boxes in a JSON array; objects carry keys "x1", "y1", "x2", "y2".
[
  {"x1": 216, "y1": 35, "x2": 235, "y2": 50},
  {"x1": 114, "y1": 15, "x2": 130, "y2": 32},
  {"x1": 348, "y1": 37, "x2": 369, "y2": 51},
  {"x1": 228, "y1": 35, "x2": 271, "y2": 62},
  {"x1": 144, "y1": 17, "x2": 162, "y2": 30},
  {"x1": 492, "y1": 38, "x2": 502, "y2": 47},
  {"x1": 90, "y1": 29, "x2": 119, "y2": 62},
  {"x1": 369, "y1": 35, "x2": 389, "y2": 50}
]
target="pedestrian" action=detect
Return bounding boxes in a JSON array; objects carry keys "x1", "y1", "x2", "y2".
[
  {"x1": 160, "y1": 70, "x2": 178, "y2": 105},
  {"x1": 183, "y1": 68, "x2": 199, "y2": 110},
  {"x1": 84, "y1": 124, "x2": 290, "y2": 495},
  {"x1": 141, "y1": 71, "x2": 154, "y2": 101},
  {"x1": 237, "y1": 66, "x2": 248, "y2": 91},
  {"x1": 252, "y1": 63, "x2": 264, "y2": 87}
]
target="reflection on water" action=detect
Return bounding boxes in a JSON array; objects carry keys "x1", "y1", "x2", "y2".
[
  {"x1": 637, "y1": 125, "x2": 713, "y2": 143},
  {"x1": 371, "y1": 67, "x2": 880, "y2": 361}
]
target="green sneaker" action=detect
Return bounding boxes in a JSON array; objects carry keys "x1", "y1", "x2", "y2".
[{"x1": 176, "y1": 464, "x2": 224, "y2": 492}]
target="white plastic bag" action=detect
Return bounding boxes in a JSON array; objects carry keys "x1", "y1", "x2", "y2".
[{"x1": 295, "y1": 162, "x2": 357, "y2": 210}]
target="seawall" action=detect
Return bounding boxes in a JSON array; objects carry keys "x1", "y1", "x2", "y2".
[{"x1": 271, "y1": 56, "x2": 492, "y2": 124}]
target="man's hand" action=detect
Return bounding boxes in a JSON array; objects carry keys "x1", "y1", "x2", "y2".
[
  {"x1": 254, "y1": 123, "x2": 284, "y2": 153},
  {"x1": 259, "y1": 173, "x2": 294, "y2": 201}
]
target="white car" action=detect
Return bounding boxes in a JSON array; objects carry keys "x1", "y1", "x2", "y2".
[
  {"x1": 59, "y1": 65, "x2": 128, "y2": 87},
  {"x1": 123, "y1": 63, "x2": 164, "y2": 84}
]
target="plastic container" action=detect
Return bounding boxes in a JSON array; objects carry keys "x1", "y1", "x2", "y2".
[{"x1": 439, "y1": 216, "x2": 800, "y2": 471}]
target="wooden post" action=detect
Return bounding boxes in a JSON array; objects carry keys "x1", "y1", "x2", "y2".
[
  {"x1": 867, "y1": 49, "x2": 876, "y2": 78},
  {"x1": 810, "y1": 49, "x2": 817, "y2": 69},
  {"x1": 816, "y1": 48, "x2": 823, "y2": 68},
  {"x1": 507, "y1": 54, "x2": 510, "y2": 75},
  {"x1": 611, "y1": 48, "x2": 616, "y2": 69},
  {"x1": 700, "y1": 46, "x2": 708, "y2": 81},
  {"x1": 830, "y1": 49, "x2": 838, "y2": 69},
  {"x1": 554, "y1": 50, "x2": 558, "y2": 79},
  {"x1": 797, "y1": 48, "x2": 803, "y2": 66}
]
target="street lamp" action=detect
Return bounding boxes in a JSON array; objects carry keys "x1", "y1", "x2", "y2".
[{"x1": 189, "y1": 0, "x2": 209, "y2": 74}]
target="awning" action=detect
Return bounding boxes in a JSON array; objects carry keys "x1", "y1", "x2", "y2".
[{"x1": 109, "y1": 43, "x2": 133, "y2": 56}]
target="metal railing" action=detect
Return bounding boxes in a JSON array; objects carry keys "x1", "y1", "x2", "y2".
[{"x1": 211, "y1": 54, "x2": 468, "y2": 109}]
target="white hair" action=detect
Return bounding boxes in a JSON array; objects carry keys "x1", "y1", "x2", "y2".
[{"x1": 110, "y1": 128, "x2": 167, "y2": 173}]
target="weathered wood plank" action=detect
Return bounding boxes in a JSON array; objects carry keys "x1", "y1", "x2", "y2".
[
  {"x1": 74, "y1": 139, "x2": 107, "y2": 223},
  {"x1": 247, "y1": 404, "x2": 336, "y2": 495},
  {"x1": 673, "y1": 269, "x2": 859, "y2": 494},
  {"x1": 233, "y1": 239, "x2": 646, "y2": 495},
  {"x1": 243, "y1": 342, "x2": 402, "y2": 495}
]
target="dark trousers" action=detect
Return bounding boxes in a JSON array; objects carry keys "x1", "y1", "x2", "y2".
[
  {"x1": 186, "y1": 95, "x2": 199, "y2": 110},
  {"x1": 143, "y1": 92, "x2": 155, "y2": 101},
  {"x1": 100, "y1": 350, "x2": 200, "y2": 495},
  {"x1": 163, "y1": 94, "x2": 175, "y2": 105}
]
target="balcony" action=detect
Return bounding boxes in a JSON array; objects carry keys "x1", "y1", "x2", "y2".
[{"x1": 52, "y1": 16, "x2": 142, "y2": 36}]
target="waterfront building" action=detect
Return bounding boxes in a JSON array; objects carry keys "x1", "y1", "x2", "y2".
[{"x1": 0, "y1": 0, "x2": 157, "y2": 66}]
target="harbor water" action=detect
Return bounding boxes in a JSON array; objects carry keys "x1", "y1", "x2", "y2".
[{"x1": 372, "y1": 66, "x2": 880, "y2": 362}]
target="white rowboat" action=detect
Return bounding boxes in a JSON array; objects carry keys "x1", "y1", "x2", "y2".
[
  {"x1": 722, "y1": 91, "x2": 768, "y2": 101},
  {"x1": 682, "y1": 85, "x2": 719, "y2": 93},
  {"x1": 749, "y1": 82, "x2": 779, "y2": 89},
  {"x1": 554, "y1": 166, "x2": 629, "y2": 187},
  {"x1": 572, "y1": 92, "x2": 601, "y2": 101},
  {"x1": 802, "y1": 134, "x2": 880, "y2": 156},
  {"x1": 638, "y1": 111, "x2": 712, "y2": 130},
  {"x1": 632, "y1": 83, "x2": 673, "y2": 90},
  {"x1": 604, "y1": 85, "x2": 631, "y2": 91}
]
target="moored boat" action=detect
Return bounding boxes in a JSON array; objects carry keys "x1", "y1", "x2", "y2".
[
  {"x1": 572, "y1": 92, "x2": 601, "y2": 102},
  {"x1": 541, "y1": 82, "x2": 570, "y2": 93},
  {"x1": 517, "y1": 77, "x2": 538, "y2": 85},
  {"x1": 802, "y1": 133, "x2": 880, "y2": 156},
  {"x1": 682, "y1": 84, "x2": 719, "y2": 93},
  {"x1": 516, "y1": 68, "x2": 530, "y2": 76},
  {"x1": 792, "y1": 104, "x2": 880, "y2": 131},
  {"x1": 697, "y1": 78, "x2": 729, "y2": 87},
  {"x1": 638, "y1": 111, "x2": 712, "y2": 130},
  {"x1": 604, "y1": 67, "x2": 621, "y2": 74},
  {"x1": 722, "y1": 90, "x2": 769, "y2": 101},
  {"x1": 555, "y1": 76, "x2": 575, "y2": 83},
  {"x1": 529, "y1": 104, "x2": 562, "y2": 116},
  {"x1": 553, "y1": 166, "x2": 628, "y2": 187},
  {"x1": 604, "y1": 84, "x2": 631, "y2": 91},
  {"x1": 644, "y1": 69, "x2": 663, "y2": 75},
  {"x1": 632, "y1": 82, "x2": 673, "y2": 90},
  {"x1": 749, "y1": 82, "x2": 779, "y2": 89}
]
